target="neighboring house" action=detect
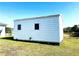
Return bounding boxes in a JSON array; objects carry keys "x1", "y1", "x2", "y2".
[
  {"x1": 14, "y1": 14, "x2": 63, "y2": 43},
  {"x1": 0, "y1": 23, "x2": 6, "y2": 37}
]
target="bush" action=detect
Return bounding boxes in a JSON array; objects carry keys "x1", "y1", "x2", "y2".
[
  {"x1": 64, "y1": 25, "x2": 79, "y2": 37},
  {"x1": 71, "y1": 32, "x2": 79, "y2": 37},
  {"x1": 63, "y1": 27, "x2": 71, "y2": 33}
]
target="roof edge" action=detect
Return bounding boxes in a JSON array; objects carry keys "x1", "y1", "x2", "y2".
[
  {"x1": 14, "y1": 14, "x2": 61, "y2": 21},
  {"x1": 0, "y1": 23, "x2": 7, "y2": 26}
]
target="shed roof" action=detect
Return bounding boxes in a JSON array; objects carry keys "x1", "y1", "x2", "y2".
[{"x1": 14, "y1": 14, "x2": 61, "y2": 21}]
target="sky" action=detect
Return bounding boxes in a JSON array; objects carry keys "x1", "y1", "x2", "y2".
[{"x1": 0, "y1": 2, "x2": 79, "y2": 28}]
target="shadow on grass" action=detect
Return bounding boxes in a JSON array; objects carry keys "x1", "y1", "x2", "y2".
[
  {"x1": 1, "y1": 37, "x2": 14, "y2": 40},
  {"x1": 1, "y1": 37, "x2": 60, "y2": 46}
]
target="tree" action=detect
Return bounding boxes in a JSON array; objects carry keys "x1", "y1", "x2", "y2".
[
  {"x1": 71, "y1": 25, "x2": 79, "y2": 32},
  {"x1": 64, "y1": 25, "x2": 79, "y2": 37},
  {"x1": 63, "y1": 27, "x2": 71, "y2": 33}
]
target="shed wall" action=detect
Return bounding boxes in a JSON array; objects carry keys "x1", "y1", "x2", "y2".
[
  {"x1": 59, "y1": 15, "x2": 63, "y2": 42},
  {"x1": 14, "y1": 16, "x2": 62, "y2": 43}
]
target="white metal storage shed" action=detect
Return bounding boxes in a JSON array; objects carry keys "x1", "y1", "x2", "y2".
[{"x1": 13, "y1": 14, "x2": 63, "y2": 43}]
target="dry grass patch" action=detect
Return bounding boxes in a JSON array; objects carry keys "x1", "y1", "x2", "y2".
[{"x1": 0, "y1": 36, "x2": 79, "y2": 56}]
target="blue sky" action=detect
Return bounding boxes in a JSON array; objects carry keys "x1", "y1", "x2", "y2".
[{"x1": 0, "y1": 2, "x2": 79, "y2": 28}]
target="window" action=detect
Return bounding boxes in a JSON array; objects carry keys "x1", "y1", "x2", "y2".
[
  {"x1": 35, "y1": 23, "x2": 39, "y2": 30},
  {"x1": 17, "y1": 24, "x2": 21, "y2": 30}
]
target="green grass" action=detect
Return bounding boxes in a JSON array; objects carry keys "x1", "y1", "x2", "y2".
[{"x1": 0, "y1": 36, "x2": 79, "y2": 56}]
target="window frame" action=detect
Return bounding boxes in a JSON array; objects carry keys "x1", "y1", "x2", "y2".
[
  {"x1": 35, "y1": 23, "x2": 39, "y2": 30},
  {"x1": 17, "y1": 24, "x2": 21, "y2": 30}
]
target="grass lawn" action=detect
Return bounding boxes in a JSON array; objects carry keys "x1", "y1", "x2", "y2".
[{"x1": 0, "y1": 36, "x2": 79, "y2": 56}]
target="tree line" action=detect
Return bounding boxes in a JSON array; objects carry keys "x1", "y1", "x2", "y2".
[{"x1": 64, "y1": 25, "x2": 79, "y2": 37}]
